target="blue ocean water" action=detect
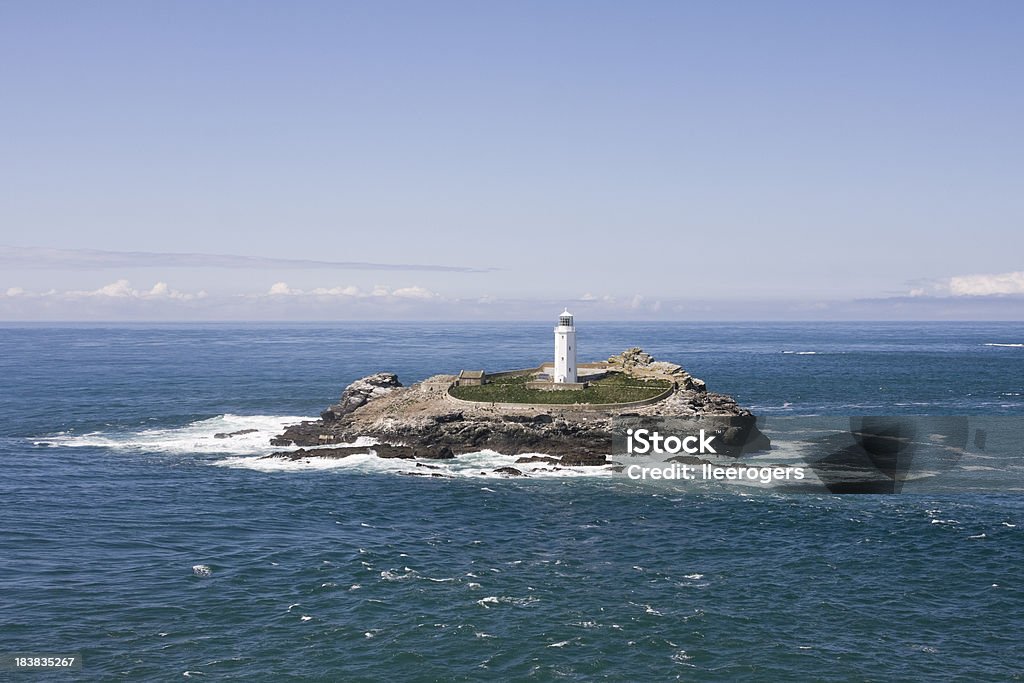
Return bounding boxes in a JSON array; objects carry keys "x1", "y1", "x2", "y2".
[{"x1": 1, "y1": 322, "x2": 1023, "y2": 680}]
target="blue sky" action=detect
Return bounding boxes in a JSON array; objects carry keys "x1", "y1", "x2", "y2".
[{"x1": 1, "y1": 1, "x2": 1022, "y2": 319}]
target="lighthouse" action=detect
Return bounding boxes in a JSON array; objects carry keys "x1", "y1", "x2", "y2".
[{"x1": 554, "y1": 308, "x2": 578, "y2": 384}]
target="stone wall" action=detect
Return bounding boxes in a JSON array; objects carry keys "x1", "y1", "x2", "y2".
[{"x1": 444, "y1": 382, "x2": 676, "y2": 412}]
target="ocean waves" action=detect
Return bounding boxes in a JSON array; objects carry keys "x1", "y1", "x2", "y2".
[
  {"x1": 215, "y1": 447, "x2": 618, "y2": 480},
  {"x1": 35, "y1": 414, "x2": 315, "y2": 455},
  {"x1": 37, "y1": 414, "x2": 619, "y2": 480}
]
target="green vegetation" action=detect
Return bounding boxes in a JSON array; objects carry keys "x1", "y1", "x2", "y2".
[{"x1": 449, "y1": 371, "x2": 672, "y2": 405}]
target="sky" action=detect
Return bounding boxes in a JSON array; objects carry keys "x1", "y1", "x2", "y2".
[{"x1": 1, "y1": 0, "x2": 1022, "y2": 320}]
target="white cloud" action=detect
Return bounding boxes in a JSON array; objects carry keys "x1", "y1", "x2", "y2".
[
  {"x1": 909, "y1": 271, "x2": 1024, "y2": 297},
  {"x1": 310, "y1": 285, "x2": 361, "y2": 297},
  {"x1": 264, "y1": 282, "x2": 436, "y2": 300},
  {"x1": 64, "y1": 279, "x2": 205, "y2": 300},
  {"x1": 93, "y1": 279, "x2": 135, "y2": 297},
  {"x1": 391, "y1": 286, "x2": 436, "y2": 300},
  {"x1": 4, "y1": 280, "x2": 205, "y2": 301},
  {"x1": 948, "y1": 271, "x2": 1024, "y2": 296}
]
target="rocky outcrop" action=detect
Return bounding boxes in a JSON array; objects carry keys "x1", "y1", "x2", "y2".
[
  {"x1": 608, "y1": 347, "x2": 655, "y2": 367},
  {"x1": 559, "y1": 452, "x2": 610, "y2": 466},
  {"x1": 214, "y1": 428, "x2": 259, "y2": 439},
  {"x1": 514, "y1": 455, "x2": 561, "y2": 465},
  {"x1": 263, "y1": 444, "x2": 454, "y2": 461},
  {"x1": 608, "y1": 347, "x2": 706, "y2": 393},
  {"x1": 321, "y1": 373, "x2": 403, "y2": 422},
  {"x1": 270, "y1": 349, "x2": 771, "y2": 465}
]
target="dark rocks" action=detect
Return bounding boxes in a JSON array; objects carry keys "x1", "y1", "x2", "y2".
[
  {"x1": 514, "y1": 455, "x2": 561, "y2": 465},
  {"x1": 265, "y1": 444, "x2": 453, "y2": 461},
  {"x1": 665, "y1": 454, "x2": 712, "y2": 466},
  {"x1": 374, "y1": 445, "x2": 454, "y2": 460},
  {"x1": 682, "y1": 377, "x2": 707, "y2": 393},
  {"x1": 559, "y1": 452, "x2": 609, "y2": 467},
  {"x1": 269, "y1": 437, "x2": 293, "y2": 447},
  {"x1": 264, "y1": 447, "x2": 360, "y2": 461},
  {"x1": 493, "y1": 467, "x2": 525, "y2": 476},
  {"x1": 321, "y1": 372, "x2": 403, "y2": 422},
  {"x1": 505, "y1": 413, "x2": 554, "y2": 425},
  {"x1": 214, "y1": 428, "x2": 259, "y2": 439}
]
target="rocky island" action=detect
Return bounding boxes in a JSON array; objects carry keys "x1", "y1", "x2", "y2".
[{"x1": 267, "y1": 342, "x2": 771, "y2": 475}]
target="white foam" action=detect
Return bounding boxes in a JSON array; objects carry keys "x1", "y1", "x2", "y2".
[
  {"x1": 216, "y1": 450, "x2": 393, "y2": 473},
  {"x1": 782, "y1": 351, "x2": 818, "y2": 355},
  {"x1": 40, "y1": 414, "x2": 318, "y2": 456},
  {"x1": 475, "y1": 595, "x2": 538, "y2": 608},
  {"x1": 380, "y1": 569, "x2": 417, "y2": 582},
  {"x1": 214, "y1": 446, "x2": 618, "y2": 480},
  {"x1": 984, "y1": 343, "x2": 1024, "y2": 348},
  {"x1": 41, "y1": 413, "x2": 619, "y2": 481}
]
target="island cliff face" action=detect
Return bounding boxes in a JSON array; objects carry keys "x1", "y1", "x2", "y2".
[{"x1": 270, "y1": 349, "x2": 771, "y2": 468}]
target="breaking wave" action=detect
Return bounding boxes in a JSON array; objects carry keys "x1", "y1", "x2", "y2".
[
  {"x1": 215, "y1": 448, "x2": 619, "y2": 480},
  {"x1": 36, "y1": 414, "x2": 617, "y2": 480},
  {"x1": 35, "y1": 414, "x2": 316, "y2": 455}
]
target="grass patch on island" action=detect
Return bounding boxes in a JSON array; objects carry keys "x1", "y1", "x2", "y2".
[{"x1": 449, "y1": 371, "x2": 672, "y2": 405}]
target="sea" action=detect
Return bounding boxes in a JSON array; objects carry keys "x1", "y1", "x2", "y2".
[{"x1": 1, "y1": 321, "x2": 1022, "y2": 680}]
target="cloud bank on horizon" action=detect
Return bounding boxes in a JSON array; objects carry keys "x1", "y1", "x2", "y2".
[{"x1": 3, "y1": 270, "x2": 1024, "y2": 321}]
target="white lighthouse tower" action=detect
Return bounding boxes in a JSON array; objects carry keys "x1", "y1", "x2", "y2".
[{"x1": 554, "y1": 308, "x2": 578, "y2": 384}]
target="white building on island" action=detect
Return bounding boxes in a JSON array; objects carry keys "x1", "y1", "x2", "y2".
[{"x1": 553, "y1": 308, "x2": 578, "y2": 384}]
